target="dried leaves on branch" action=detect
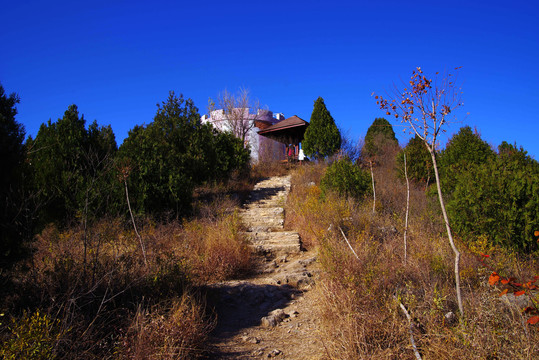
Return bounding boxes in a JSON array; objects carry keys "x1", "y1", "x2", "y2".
[
  {"x1": 375, "y1": 67, "x2": 463, "y2": 150},
  {"x1": 375, "y1": 67, "x2": 465, "y2": 317}
]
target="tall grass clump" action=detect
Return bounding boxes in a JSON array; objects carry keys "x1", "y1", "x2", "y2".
[
  {"x1": 118, "y1": 293, "x2": 212, "y2": 359},
  {"x1": 181, "y1": 212, "x2": 252, "y2": 282}
]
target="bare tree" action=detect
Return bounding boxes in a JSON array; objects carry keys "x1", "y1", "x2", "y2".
[
  {"x1": 208, "y1": 88, "x2": 263, "y2": 147},
  {"x1": 376, "y1": 67, "x2": 465, "y2": 317},
  {"x1": 119, "y1": 165, "x2": 147, "y2": 266}
]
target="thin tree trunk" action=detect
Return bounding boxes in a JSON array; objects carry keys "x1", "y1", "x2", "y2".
[
  {"x1": 124, "y1": 179, "x2": 147, "y2": 265},
  {"x1": 370, "y1": 160, "x2": 376, "y2": 214},
  {"x1": 404, "y1": 152, "x2": 410, "y2": 265},
  {"x1": 430, "y1": 150, "x2": 463, "y2": 317},
  {"x1": 394, "y1": 296, "x2": 423, "y2": 360},
  {"x1": 83, "y1": 188, "x2": 89, "y2": 277},
  {"x1": 339, "y1": 226, "x2": 360, "y2": 261}
]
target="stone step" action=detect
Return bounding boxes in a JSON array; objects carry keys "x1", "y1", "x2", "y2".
[
  {"x1": 241, "y1": 214, "x2": 283, "y2": 223},
  {"x1": 241, "y1": 175, "x2": 299, "y2": 257},
  {"x1": 240, "y1": 207, "x2": 283, "y2": 216},
  {"x1": 245, "y1": 231, "x2": 302, "y2": 256},
  {"x1": 249, "y1": 243, "x2": 301, "y2": 256},
  {"x1": 246, "y1": 231, "x2": 300, "y2": 244},
  {"x1": 246, "y1": 201, "x2": 285, "y2": 206},
  {"x1": 244, "y1": 199, "x2": 286, "y2": 207},
  {"x1": 245, "y1": 224, "x2": 284, "y2": 232}
]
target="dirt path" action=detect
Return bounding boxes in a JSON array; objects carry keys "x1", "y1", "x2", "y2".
[{"x1": 207, "y1": 175, "x2": 325, "y2": 359}]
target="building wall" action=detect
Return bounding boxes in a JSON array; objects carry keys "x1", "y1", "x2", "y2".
[{"x1": 201, "y1": 109, "x2": 285, "y2": 163}]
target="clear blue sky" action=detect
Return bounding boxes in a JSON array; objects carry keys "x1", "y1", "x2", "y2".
[{"x1": 2, "y1": 0, "x2": 538, "y2": 158}]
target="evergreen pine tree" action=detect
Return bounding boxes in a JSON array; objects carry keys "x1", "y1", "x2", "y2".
[
  {"x1": 303, "y1": 97, "x2": 341, "y2": 159},
  {"x1": 363, "y1": 117, "x2": 398, "y2": 158},
  {"x1": 0, "y1": 84, "x2": 26, "y2": 261}
]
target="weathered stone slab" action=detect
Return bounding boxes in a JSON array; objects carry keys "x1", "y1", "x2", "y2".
[{"x1": 242, "y1": 175, "x2": 301, "y2": 256}]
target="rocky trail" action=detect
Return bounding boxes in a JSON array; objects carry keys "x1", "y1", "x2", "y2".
[{"x1": 207, "y1": 175, "x2": 325, "y2": 359}]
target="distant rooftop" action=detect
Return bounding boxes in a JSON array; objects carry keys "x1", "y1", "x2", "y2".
[{"x1": 258, "y1": 115, "x2": 309, "y2": 144}]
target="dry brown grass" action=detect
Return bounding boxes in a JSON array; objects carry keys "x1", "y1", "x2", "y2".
[
  {"x1": 251, "y1": 160, "x2": 290, "y2": 180},
  {"x1": 287, "y1": 160, "x2": 539, "y2": 359},
  {"x1": 118, "y1": 292, "x2": 213, "y2": 359},
  {"x1": 180, "y1": 212, "x2": 252, "y2": 283},
  {"x1": 0, "y1": 182, "x2": 255, "y2": 358}
]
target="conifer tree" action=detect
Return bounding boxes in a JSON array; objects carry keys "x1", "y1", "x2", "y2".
[
  {"x1": 0, "y1": 84, "x2": 26, "y2": 261},
  {"x1": 28, "y1": 105, "x2": 118, "y2": 226},
  {"x1": 439, "y1": 126, "x2": 495, "y2": 194},
  {"x1": 303, "y1": 97, "x2": 341, "y2": 159},
  {"x1": 363, "y1": 117, "x2": 398, "y2": 158},
  {"x1": 396, "y1": 135, "x2": 432, "y2": 187}
]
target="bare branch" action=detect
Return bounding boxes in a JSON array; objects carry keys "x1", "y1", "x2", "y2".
[
  {"x1": 338, "y1": 226, "x2": 361, "y2": 262},
  {"x1": 375, "y1": 67, "x2": 465, "y2": 317}
]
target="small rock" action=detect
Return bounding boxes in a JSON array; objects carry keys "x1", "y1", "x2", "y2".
[
  {"x1": 288, "y1": 310, "x2": 299, "y2": 318},
  {"x1": 261, "y1": 309, "x2": 287, "y2": 327},
  {"x1": 261, "y1": 316, "x2": 278, "y2": 327},
  {"x1": 270, "y1": 308, "x2": 286, "y2": 318},
  {"x1": 444, "y1": 311, "x2": 457, "y2": 326},
  {"x1": 241, "y1": 335, "x2": 260, "y2": 344},
  {"x1": 268, "y1": 349, "x2": 282, "y2": 357},
  {"x1": 298, "y1": 256, "x2": 317, "y2": 266}
]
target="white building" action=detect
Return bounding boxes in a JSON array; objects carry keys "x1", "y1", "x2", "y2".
[{"x1": 201, "y1": 109, "x2": 285, "y2": 163}]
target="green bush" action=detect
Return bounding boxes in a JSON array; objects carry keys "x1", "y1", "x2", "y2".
[
  {"x1": 321, "y1": 158, "x2": 371, "y2": 199},
  {"x1": 118, "y1": 92, "x2": 250, "y2": 217},
  {"x1": 27, "y1": 105, "x2": 119, "y2": 226},
  {"x1": 439, "y1": 126, "x2": 495, "y2": 195},
  {"x1": 0, "y1": 310, "x2": 64, "y2": 360},
  {"x1": 396, "y1": 135, "x2": 433, "y2": 186},
  {"x1": 447, "y1": 145, "x2": 539, "y2": 252}
]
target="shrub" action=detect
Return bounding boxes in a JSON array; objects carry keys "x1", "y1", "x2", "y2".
[
  {"x1": 438, "y1": 125, "x2": 495, "y2": 195},
  {"x1": 118, "y1": 92, "x2": 250, "y2": 217},
  {"x1": 396, "y1": 135, "x2": 433, "y2": 187},
  {"x1": 447, "y1": 147, "x2": 539, "y2": 252},
  {"x1": 181, "y1": 212, "x2": 252, "y2": 282},
  {"x1": 321, "y1": 158, "x2": 371, "y2": 199},
  {"x1": 0, "y1": 310, "x2": 65, "y2": 360}
]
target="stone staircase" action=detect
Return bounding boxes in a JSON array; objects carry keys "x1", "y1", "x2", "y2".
[{"x1": 241, "y1": 176, "x2": 302, "y2": 256}]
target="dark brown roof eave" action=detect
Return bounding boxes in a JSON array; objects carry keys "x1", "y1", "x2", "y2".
[
  {"x1": 258, "y1": 123, "x2": 307, "y2": 134},
  {"x1": 257, "y1": 115, "x2": 309, "y2": 134}
]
